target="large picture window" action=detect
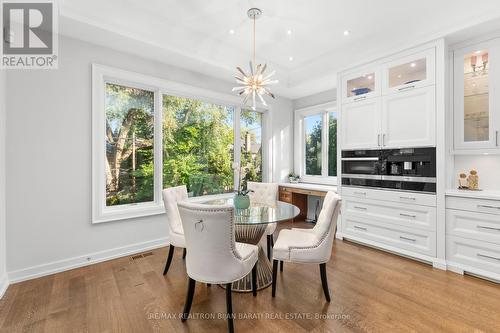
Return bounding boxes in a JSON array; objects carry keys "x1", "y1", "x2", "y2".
[
  {"x1": 294, "y1": 103, "x2": 337, "y2": 185},
  {"x1": 162, "y1": 95, "x2": 235, "y2": 197},
  {"x1": 92, "y1": 65, "x2": 268, "y2": 223}
]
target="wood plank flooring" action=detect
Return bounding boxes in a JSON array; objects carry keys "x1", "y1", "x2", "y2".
[{"x1": 1, "y1": 221, "x2": 499, "y2": 333}]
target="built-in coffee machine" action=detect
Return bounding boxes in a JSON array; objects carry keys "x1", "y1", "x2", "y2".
[{"x1": 341, "y1": 147, "x2": 436, "y2": 193}]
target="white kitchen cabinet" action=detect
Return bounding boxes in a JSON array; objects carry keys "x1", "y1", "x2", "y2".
[
  {"x1": 381, "y1": 85, "x2": 436, "y2": 148},
  {"x1": 341, "y1": 68, "x2": 381, "y2": 104},
  {"x1": 382, "y1": 48, "x2": 435, "y2": 95},
  {"x1": 341, "y1": 98, "x2": 382, "y2": 149},
  {"x1": 453, "y1": 38, "x2": 500, "y2": 151}
]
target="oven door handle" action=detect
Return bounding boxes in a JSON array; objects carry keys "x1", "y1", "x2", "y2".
[{"x1": 341, "y1": 157, "x2": 379, "y2": 161}]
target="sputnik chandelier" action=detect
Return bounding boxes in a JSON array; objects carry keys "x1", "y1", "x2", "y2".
[{"x1": 232, "y1": 8, "x2": 278, "y2": 110}]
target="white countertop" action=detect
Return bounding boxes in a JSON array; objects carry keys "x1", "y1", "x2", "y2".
[
  {"x1": 279, "y1": 182, "x2": 338, "y2": 193},
  {"x1": 445, "y1": 189, "x2": 500, "y2": 201}
]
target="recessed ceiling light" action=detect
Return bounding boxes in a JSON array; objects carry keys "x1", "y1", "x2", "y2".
[
  {"x1": 343, "y1": 30, "x2": 350, "y2": 36},
  {"x1": 229, "y1": 29, "x2": 235, "y2": 35},
  {"x1": 397, "y1": 74, "x2": 402, "y2": 78},
  {"x1": 475, "y1": 50, "x2": 482, "y2": 54},
  {"x1": 289, "y1": 56, "x2": 294, "y2": 61},
  {"x1": 287, "y1": 29, "x2": 292, "y2": 35},
  {"x1": 410, "y1": 62, "x2": 416, "y2": 67}
]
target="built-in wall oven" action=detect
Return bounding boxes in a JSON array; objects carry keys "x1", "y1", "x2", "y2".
[{"x1": 342, "y1": 147, "x2": 436, "y2": 193}]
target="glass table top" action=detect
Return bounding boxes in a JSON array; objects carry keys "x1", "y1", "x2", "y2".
[{"x1": 199, "y1": 197, "x2": 300, "y2": 225}]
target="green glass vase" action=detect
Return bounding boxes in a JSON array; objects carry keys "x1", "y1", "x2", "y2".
[{"x1": 234, "y1": 194, "x2": 250, "y2": 209}]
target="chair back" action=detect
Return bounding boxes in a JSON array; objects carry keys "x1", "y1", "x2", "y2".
[
  {"x1": 312, "y1": 191, "x2": 341, "y2": 240},
  {"x1": 162, "y1": 185, "x2": 188, "y2": 235},
  {"x1": 177, "y1": 201, "x2": 245, "y2": 283},
  {"x1": 247, "y1": 181, "x2": 278, "y2": 207}
]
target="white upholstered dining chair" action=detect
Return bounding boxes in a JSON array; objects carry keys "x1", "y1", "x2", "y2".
[
  {"x1": 161, "y1": 185, "x2": 188, "y2": 275},
  {"x1": 177, "y1": 201, "x2": 259, "y2": 333},
  {"x1": 247, "y1": 181, "x2": 279, "y2": 260},
  {"x1": 271, "y1": 191, "x2": 341, "y2": 302}
]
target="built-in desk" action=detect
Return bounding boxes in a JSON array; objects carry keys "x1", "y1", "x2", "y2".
[{"x1": 278, "y1": 183, "x2": 337, "y2": 221}]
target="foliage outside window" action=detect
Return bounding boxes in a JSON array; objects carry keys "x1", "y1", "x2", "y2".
[
  {"x1": 328, "y1": 112, "x2": 338, "y2": 177},
  {"x1": 295, "y1": 104, "x2": 337, "y2": 185},
  {"x1": 305, "y1": 114, "x2": 322, "y2": 175},
  {"x1": 240, "y1": 109, "x2": 263, "y2": 188},
  {"x1": 162, "y1": 95, "x2": 235, "y2": 197},
  {"x1": 105, "y1": 83, "x2": 155, "y2": 206}
]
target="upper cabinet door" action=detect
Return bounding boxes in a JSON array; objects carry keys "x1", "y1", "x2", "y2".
[
  {"x1": 382, "y1": 48, "x2": 435, "y2": 95},
  {"x1": 454, "y1": 39, "x2": 500, "y2": 150},
  {"x1": 341, "y1": 98, "x2": 382, "y2": 149},
  {"x1": 381, "y1": 85, "x2": 436, "y2": 148},
  {"x1": 341, "y1": 67, "x2": 381, "y2": 104}
]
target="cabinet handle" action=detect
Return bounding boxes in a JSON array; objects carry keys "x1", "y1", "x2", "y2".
[
  {"x1": 382, "y1": 134, "x2": 386, "y2": 146},
  {"x1": 400, "y1": 196, "x2": 416, "y2": 201},
  {"x1": 377, "y1": 134, "x2": 381, "y2": 147},
  {"x1": 354, "y1": 225, "x2": 367, "y2": 231},
  {"x1": 477, "y1": 204, "x2": 500, "y2": 210},
  {"x1": 400, "y1": 236, "x2": 417, "y2": 242},
  {"x1": 477, "y1": 253, "x2": 500, "y2": 261},
  {"x1": 354, "y1": 206, "x2": 367, "y2": 210},
  {"x1": 477, "y1": 225, "x2": 500, "y2": 231},
  {"x1": 354, "y1": 95, "x2": 367, "y2": 101},
  {"x1": 496, "y1": 130, "x2": 499, "y2": 147},
  {"x1": 400, "y1": 213, "x2": 417, "y2": 218},
  {"x1": 398, "y1": 85, "x2": 416, "y2": 91},
  {"x1": 354, "y1": 191, "x2": 367, "y2": 196}
]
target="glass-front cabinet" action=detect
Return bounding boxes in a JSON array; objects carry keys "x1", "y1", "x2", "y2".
[
  {"x1": 453, "y1": 39, "x2": 500, "y2": 151},
  {"x1": 382, "y1": 48, "x2": 435, "y2": 94},
  {"x1": 341, "y1": 67, "x2": 380, "y2": 104}
]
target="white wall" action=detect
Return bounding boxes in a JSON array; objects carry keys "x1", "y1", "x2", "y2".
[
  {"x1": 0, "y1": 69, "x2": 7, "y2": 296},
  {"x1": 5, "y1": 36, "x2": 293, "y2": 281},
  {"x1": 293, "y1": 89, "x2": 336, "y2": 110},
  {"x1": 453, "y1": 155, "x2": 500, "y2": 190}
]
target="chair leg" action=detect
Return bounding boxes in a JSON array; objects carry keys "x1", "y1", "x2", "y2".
[
  {"x1": 163, "y1": 245, "x2": 175, "y2": 275},
  {"x1": 226, "y1": 283, "x2": 234, "y2": 333},
  {"x1": 182, "y1": 248, "x2": 186, "y2": 259},
  {"x1": 280, "y1": 260, "x2": 283, "y2": 272},
  {"x1": 271, "y1": 236, "x2": 274, "y2": 247},
  {"x1": 252, "y1": 263, "x2": 257, "y2": 296},
  {"x1": 181, "y1": 278, "x2": 196, "y2": 322},
  {"x1": 267, "y1": 235, "x2": 272, "y2": 261},
  {"x1": 319, "y1": 263, "x2": 331, "y2": 302},
  {"x1": 207, "y1": 283, "x2": 211, "y2": 287},
  {"x1": 272, "y1": 260, "x2": 278, "y2": 297}
]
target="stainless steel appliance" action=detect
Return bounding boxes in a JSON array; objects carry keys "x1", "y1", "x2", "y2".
[{"x1": 341, "y1": 147, "x2": 436, "y2": 193}]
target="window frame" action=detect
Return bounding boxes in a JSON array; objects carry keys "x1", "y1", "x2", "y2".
[
  {"x1": 92, "y1": 64, "x2": 271, "y2": 223},
  {"x1": 294, "y1": 102, "x2": 337, "y2": 186}
]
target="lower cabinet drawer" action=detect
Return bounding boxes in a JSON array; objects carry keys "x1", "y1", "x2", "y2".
[
  {"x1": 446, "y1": 209, "x2": 500, "y2": 245},
  {"x1": 446, "y1": 196, "x2": 500, "y2": 215},
  {"x1": 446, "y1": 235, "x2": 500, "y2": 275},
  {"x1": 343, "y1": 215, "x2": 436, "y2": 257},
  {"x1": 344, "y1": 198, "x2": 436, "y2": 231}
]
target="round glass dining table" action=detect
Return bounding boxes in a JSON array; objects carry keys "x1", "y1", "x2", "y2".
[{"x1": 199, "y1": 196, "x2": 300, "y2": 292}]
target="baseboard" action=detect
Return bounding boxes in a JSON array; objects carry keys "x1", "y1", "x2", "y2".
[
  {"x1": 0, "y1": 274, "x2": 9, "y2": 299},
  {"x1": 8, "y1": 237, "x2": 169, "y2": 284}
]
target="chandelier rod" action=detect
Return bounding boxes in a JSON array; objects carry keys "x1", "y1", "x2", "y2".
[{"x1": 253, "y1": 14, "x2": 256, "y2": 65}]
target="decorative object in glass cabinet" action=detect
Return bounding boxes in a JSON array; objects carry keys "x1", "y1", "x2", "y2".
[
  {"x1": 346, "y1": 73, "x2": 375, "y2": 97},
  {"x1": 463, "y1": 50, "x2": 489, "y2": 142},
  {"x1": 388, "y1": 58, "x2": 426, "y2": 88}
]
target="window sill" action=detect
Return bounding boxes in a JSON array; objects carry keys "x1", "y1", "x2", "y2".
[
  {"x1": 299, "y1": 175, "x2": 338, "y2": 186},
  {"x1": 92, "y1": 202, "x2": 165, "y2": 224}
]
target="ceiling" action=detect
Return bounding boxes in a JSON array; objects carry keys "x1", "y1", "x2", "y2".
[{"x1": 58, "y1": 0, "x2": 500, "y2": 99}]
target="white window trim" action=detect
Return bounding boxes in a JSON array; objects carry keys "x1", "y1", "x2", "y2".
[
  {"x1": 92, "y1": 64, "x2": 271, "y2": 223},
  {"x1": 294, "y1": 102, "x2": 337, "y2": 186}
]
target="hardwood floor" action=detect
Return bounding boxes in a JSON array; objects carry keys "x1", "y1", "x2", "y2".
[{"x1": 1, "y1": 221, "x2": 499, "y2": 333}]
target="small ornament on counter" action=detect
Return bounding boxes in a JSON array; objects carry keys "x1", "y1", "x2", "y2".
[
  {"x1": 458, "y1": 173, "x2": 469, "y2": 189},
  {"x1": 467, "y1": 169, "x2": 479, "y2": 190}
]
